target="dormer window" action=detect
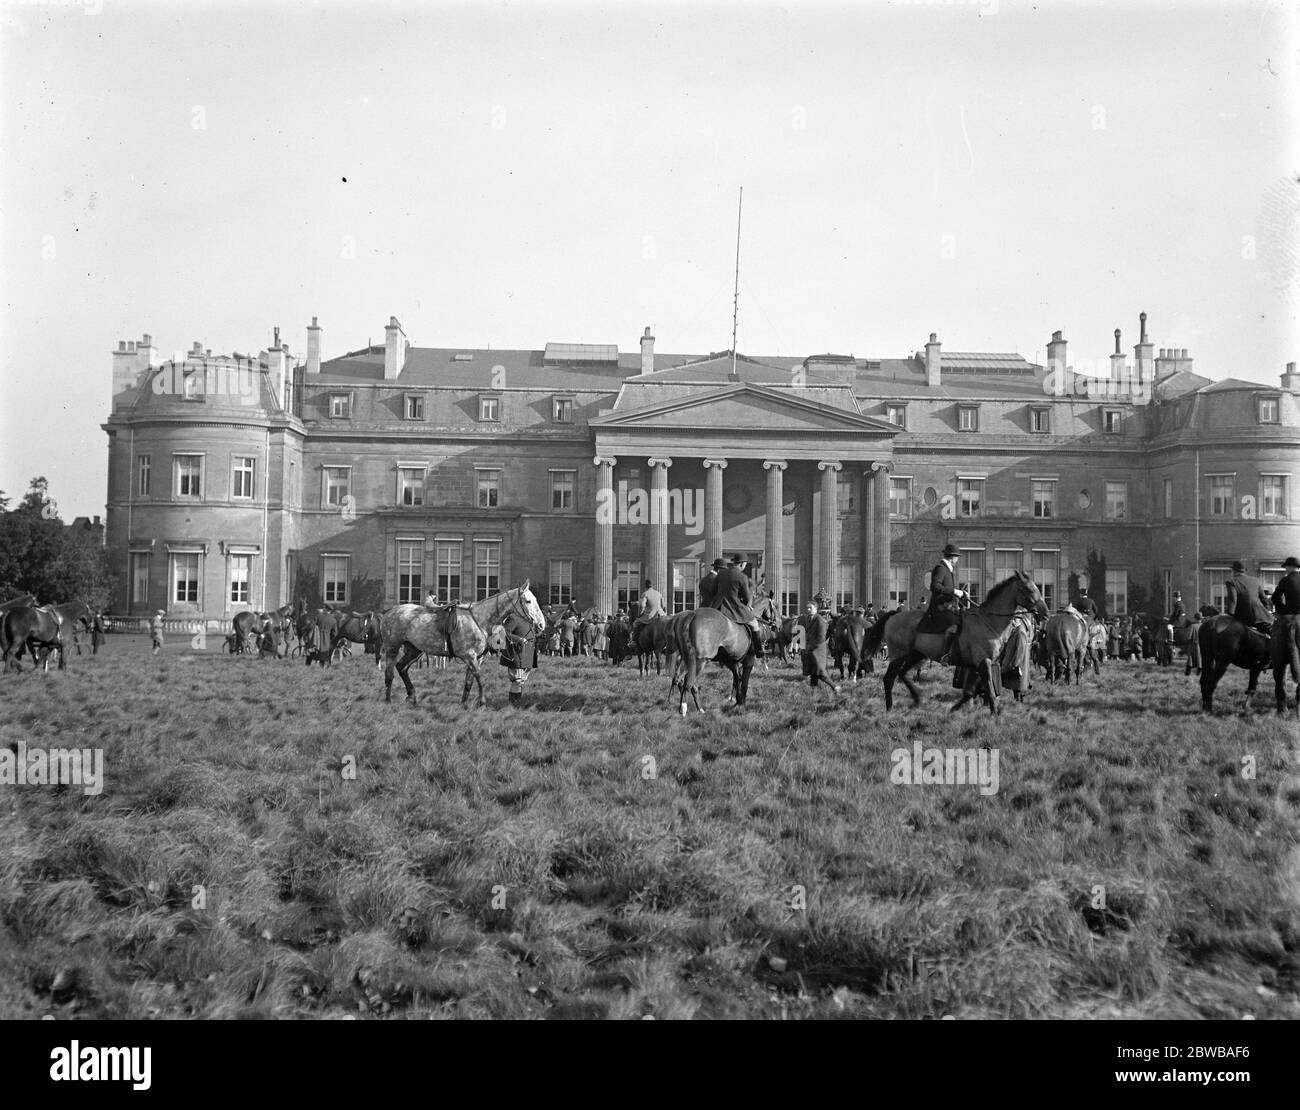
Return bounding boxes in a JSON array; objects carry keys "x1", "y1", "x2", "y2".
[
  {"x1": 886, "y1": 404, "x2": 907, "y2": 429},
  {"x1": 1103, "y1": 409, "x2": 1124, "y2": 435},
  {"x1": 1259, "y1": 395, "x2": 1280, "y2": 424},
  {"x1": 329, "y1": 393, "x2": 351, "y2": 419},
  {"x1": 958, "y1": 405, "x2": 979, "y2": 432},
  {"x1": 479, "y1": 395, "x2": 500, "y2": 422},
  {"x1": 1030, "y1": 407, "x2": 1051, "y2": 434},
  {"x1": 552, "y1": 396, "x2": 574, "y2": 424},
  {"x1": 404, "y1": 394, "x2": 425, "y2": 421}
]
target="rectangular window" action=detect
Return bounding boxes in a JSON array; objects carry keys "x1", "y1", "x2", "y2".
[
  {"x1": 1260, "y1": 566, "x2": 1286, "y2": 594},
  {"x1": 958, "y1": 406, "x2": 979, "y2": 432},
  {"x1": 886, "y1": 405, "x2": 907, "y2": 429},
  {"x1": 959, "y1": 548, "x2": 985, "y2": 605},
  {"x1": 993, "y1": 548, "x2": 1021, "y2": 586},
  {"x1": 780, "y1": 560, "x2": 802, "y2": 618},
  {"x1": 1163, "y1": 478, "x2": 1173, "y2": 519},
  {"x1": 958, "y1": 478, "x2": 983, "y2": 518},
  {"x1": 1030, "y1": 408, "x2": 1051, "y2": 434},
  {"x1": 398, "y1": 467, "x2": 425, "y2": 507},
  {"x1": 1206, "y1": 568, "x2": 1229, "y2": 611},
  {"x1": 836, "y1": 472, "x2": 856, "y2": 514},
  {"x1": 1208, "y1": 475, "x2": 1233, "y2": 518},
  {"x1": 1261, "y1": 475, "x2": 1288, "y2": 519},
  {"x1": 329, "y1": 393, "x2": 351, "y2": 418},
  {"x1": 1105, "y1": 481, "x2": 1128, "y2": 521},
  {"x1": 549, "y1": 558, "x2": 573, "y2": 607},
  {"x1": 436, "y1": 541, "x2": 462, "y2": 603},
  {"x1": 550, "y1": 470, "x2": 575, "y2": 511},
  {"x1": 137, "y1": 455, "x2": 151, "y2": 497},
  {"x1": 552, "y1": 397, "x2": 574, "y2": 423},
  {"x1": 476, "y1": 469, "x2": 501, "y2": 508},
  {"x1": 229, "y1": 553, "x2": 251, "y2": 604},
  {"x1": 672, "y1": 559, "x2": 699, "y2": 614},
  {"x1": 478, "y1": 396, "x2": 500, "y2": 422},
  {"x1": 1259, "y1": 396, "x2": 1280, "y2": 424},
  {"x1": 888, "y1": 564, "x2": 910, "y2": 609},
  {"x1": 474, "y1": 541, "x2": 501, "y2": 600},
  {"x1": 1105, "y1": 569, "x2": 1128, "y2": 616},
  {"x1": 231, "y1": 456, "x2": 255, "y2": 500},
  {"x1": 174, "y1": 455, "x2": 203, "y2": 499},
  {"x1": 1162, "y1": 568, "x2": 1174, "y2": 616},
  {"x1": 397, "y1": 540, "x2": 423, "y2": 604},
  {"x1": 322, "y1": 555, "x2": 349, "y2": 605},
  {"x1": 1031, "y1": 480, "x2": 1056, "y2": 519},
  {"x1": 171, "y1": 552, "x2": 200, "y2": 604},
  {"x1": 835, "y1": 562, "x2": 857, "y2": 610},
  {"x1": 1103, "y1": 409, "x2": 1124, "y2": 434},
  {"x1": 615, "y1": 560, "x2": 641, "y2": 611},
  {"x1": 1031, "y1": 550, "x2": 1058, "y2": 611},
  {"x1": 131, "y1": 552, "x2": 149, "y2": 604},
  {"x1": 404, "y1": 394, "x2": 425, "y2": 420},
  {"x1": 889, "y1": 477, "x2": 912, "y2": 519},
  {"x1": 323, "y1": 466, "x2": 351, "y2": 509}
]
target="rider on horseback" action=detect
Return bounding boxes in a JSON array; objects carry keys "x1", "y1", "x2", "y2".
[
  {"x1": 927, "y1": 543, "x2": 967, "y2": 664},
  {"x1": 706, "y1": 556, "x2": 765, "y2": 658},
  {"x1": 1225, "y1": 560, "x2": 1274, "y2": 635},
  {"x1": 1074, "y1": 587, "x2": 1097, "y2": 619},
  {"x1": 630, "y1": 579, "x2": 664, "y2": 641}
]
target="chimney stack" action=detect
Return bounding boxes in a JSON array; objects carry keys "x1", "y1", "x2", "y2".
[
  {"x1": 1046, "y1": 330, "x2": 1068, "y2": 376},
  {"x1": 384, "y1": 316, "x2": 406, "y2": 380},
  {"x1": 1282, "y1": 361, "x2": 1300, "y2": 393},
  {"x1": 112, "y1": 331, "x2": 160, "y2": 408},
  {"x1": 306, "y1": 316, "x2": 322, "y2": 375},
  {"x1": 640, "y1": 326, "x2": 655, "y2": 375},
  {"x1": 1110, "y1": 329, "x2": 1126, "y2": 383},
  {"x1": 925, "y1": 332, "x2": 941, "y2": 387},
  {"x1": 263, "y1": 342, "x2": 289, "y2": 411},
  {"x1": 1133, "y1": 310, "x2": 1155, "y2": 387}
]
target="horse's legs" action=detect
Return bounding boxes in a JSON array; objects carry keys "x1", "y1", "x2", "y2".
[
  {"x1": 882, "y1": 655, "x2": 905, "y2": 710},
  {"x1": 1201, "y1": 658, "x2": 1228, "y2": 712},
  {"x1": 395, "y1": 643, "x2": 420, "y2": 701},
  {"x1": 738, "y1": 657, "x2": 754, "y2": 706},
  {"x1": 467, "y1": 656, "x2": 486, "y2": 708}
]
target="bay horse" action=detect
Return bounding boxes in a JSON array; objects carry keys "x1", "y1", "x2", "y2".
[
  {"x1": 833, "y1": 611, "x2": 871, "y2": 682},
  {"x1": 1, "y1": 605, "x2": 67, "y2": 672},
  {"x1": 1270, "y1": 614, "x2": 1300, "y2": 716},
  {"x1": 865, "y1": 572, "x2": 1048, "y2": 714},
  {"x1": 380, "y1": 580, "x2": 546, "y2": 707},
  {"x1": 669, "y1": 607, "x2": 756, "y2": 716},
  {"x1": 333, "y1": 611, "x2": 382, "y2": 665},
  {"x1": 1197, "y1": 615, "x2": 1269, "y2": 712},
  {"x1": 1043, "y1": 608, "x2": 1090, "y2": 684},
  {"x1": 633, "y1": 613, "x2": 669, "y2": 676}
]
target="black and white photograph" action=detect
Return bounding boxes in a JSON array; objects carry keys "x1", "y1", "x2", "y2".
[{"x1": 1, "y1": 0, "x2": 1297, "y2": 1074}]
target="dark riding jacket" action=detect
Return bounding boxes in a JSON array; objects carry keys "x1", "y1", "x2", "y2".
[
  {"x1": 498, "y1": 609, "x2": 538, "y2": 671},
  {"x1": 1272, "y1": 571, "x2": 1300, "y2": 617},
  {"x1": 1074, "y1": 595, "x2": 1097, "y2": 619},
  {"x1": 1225, "y1": 572, "x2": 1273, "y2": 626},
  {"x1": 704, "y1": 566, "x2": 756, "y2": 623},
  {"x1": 927, "y1": 560, "x2": 961, "y2": 620},
  {"x1": 1170, "y1": 600, "x2": 1186, "y2": 625},
  {"x1": 697, "y1": 570, "x2": 719, "y2": 608}
]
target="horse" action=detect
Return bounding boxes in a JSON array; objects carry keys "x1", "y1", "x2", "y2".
[
  {"x1": 0, "y1": 594, "x2": 36, "y2": 613},
  {"x1": 333, "y1": 611, "x2": 382, "y2": 665},
  {"x1": 227, "y1": 610, "x2": 262, "y2": 655},
  {"x1": 49, "y1": 601, "x2": 95, "y2": 657},
  {"x1": 297, "y1": 609, "x2": 341, "y2": 667},
  {"x1": 864, "y1": 572, "x2": 1049, "y2": 714},
  {"x1": 776, "y1": 617, "x2": 804, "y2": 665},
  {"x1": 833, "y1": 611, "x2": 871, "y2": 682},
  {"x1": 1197, "y1": 615, "x2": 1270, "y2": 713},
  {"x1": 1043, "y1": 608, "x2": 1091, "y2": 684},
  {"x1": 1, "y1": 605, "x2": 67, "y2": 672},
  {"x1": 1173, "y1": 619, "x2": 1200, "y2": 674},
  {"x1": 633, "y1": 613, "x2": 669, "y2": 676},
  {"x1": 1270, "y1": 615, "x2": 1300, "y2": 716},
  {"x1": 668, "y1": 607, "x2": 757, "y2": 715},
  {"x1": 380, "y1": 580, "x2": 546, "y2": 707},
  {"x1": 607, "y1": 617, "x2": 631, "y2": 666}
]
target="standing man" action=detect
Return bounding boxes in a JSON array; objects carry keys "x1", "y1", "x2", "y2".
[
  {"x1": 1271, "y1": 556, "x2": 1300, "y2": 708},
  {"x1": 926, "y1": 543, "x2": 967, "y2": 663},
  {"x1": 796, "y1": 596, "x2": 839, "y2": 697},
  {"x1": 499, "y1": 605, "x2": 539, "y2": 708},
  {"x1": 150, "y1": 609, "x2": 165, "y2": 656},
  {"x1": 706, "y1": 555, "x2": 765, "y2": 658},
  {"x1": 1170, "y1": 590, "x2": 1187, "y2": 626},
  {"x1": 698, "y1": 557, "x2": 725, "y2": 608},
  {"x1": 91, "y1": 611, "x2": 106, "y2": 654},
  {"x1": 1224, "y1": 560, "x2": 1273, "y2": 634}
]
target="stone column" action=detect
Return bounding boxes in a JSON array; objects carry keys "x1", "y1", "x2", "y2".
[
  {"x1": 861, "y1": 467, "x2": 874, "y2": 606},
  {"x1": 818, "y1": 460, "x2": 841, "y2": 603},
  {"x1": 646, "y1": 456, "x2": 672, "y2": 596},
  {"x1": 871, "y1": 461, "x2": 893, "y2": 607},
  {"x1": 593, "y1": 455, "x2": 617, "y2": 615},
  {"x1": 762, "y1": 460, "x2": 787, "y2": 602},
  {"x1": 702, "y1": 458, "x2": 727, "y2": 563}
]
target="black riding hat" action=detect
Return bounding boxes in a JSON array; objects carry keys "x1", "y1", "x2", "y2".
[
  {"x1": 711, "y1": 557, "x2": 727, "y2": 569},
  {"x1": 942, "y1": 543, "x2": 960, "y2": 558},
  {"x1": 1285, "y1": 556, "x2": 1300, "y2": 569}
]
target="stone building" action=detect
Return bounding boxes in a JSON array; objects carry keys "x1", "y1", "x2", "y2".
[{"x1": 102, "y1": 313, "x2": 1300, "y2": 621}]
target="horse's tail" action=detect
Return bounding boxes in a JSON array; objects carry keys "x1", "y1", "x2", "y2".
[{"x1": 862, "y1": 611, "x2": 893, "y2": 658}]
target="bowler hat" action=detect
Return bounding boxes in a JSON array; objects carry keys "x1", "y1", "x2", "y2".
[
  {"x1": 155, "y1": 609, "x2": 165, "y2": 615},
  {"x1": 1285, "y1": 556, "x2": 1300, "y2": 569},
  {"x1": 1231, "y1": 560, "x2": 1246, "y2": 572},
  {"x1": 711, "y1": 557, "x2": 727, "y2": 569},
  {"x1": 942, "y1": 543, "x2": 961, "y2": 557}
]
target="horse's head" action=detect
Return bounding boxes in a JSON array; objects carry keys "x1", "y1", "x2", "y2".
[
  {"x1": 1014, "y1": 571, "x2": 1049, "y2": 619},
  {"x1": 517, "y1": 580, "x2": 547, "y2": 633}
]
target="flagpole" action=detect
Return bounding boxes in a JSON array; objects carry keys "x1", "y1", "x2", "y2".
[{"x1": 730, "y1": 187, "x2": 742, "y2": 382}]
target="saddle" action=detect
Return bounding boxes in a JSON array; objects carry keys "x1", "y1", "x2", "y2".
[{"x1": 917, "y1": 604, "x2": 959, "y2": 637}]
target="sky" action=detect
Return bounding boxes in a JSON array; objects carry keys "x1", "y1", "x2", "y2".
[{"x1": 2, "y1": 0, "x2": 1297, "y2": 519}]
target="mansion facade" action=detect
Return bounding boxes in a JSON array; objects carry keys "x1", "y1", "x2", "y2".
[{"x1": 102, "y1": 314, "x2": 1300, "y2": 622}]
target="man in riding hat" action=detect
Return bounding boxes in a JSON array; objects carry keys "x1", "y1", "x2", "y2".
[
  {"x1": 1074, "y1": 586, "x2": 1097, "y2": 620},
  {"x1": 698, "y1": 557, "x2": 726, "y2": 608},
  {"x1": 1273, "y1": 556, "x2": 1300, "y2": 616},
  {"x1": 926, "y1": 543, "x2": 967, "y2": 663},
  {"x1": 1271, "y1": 557, "x2": 1300, "y2": 704},
  {"x1": 631, "y1": 578, "x2": 665, "y2": 641},
  {"x1": 796, "y1": 596, "x2": 840, "y2": 697},
  {"x1": 1225, "y1": 560, "x2": 1273, "y2": 634},
  {"x1": 499, "y1": 604, "x2": 539, "y2": 708},
  {"x1": 707, "y1": 555, "x2": 765, "y2": 657}
]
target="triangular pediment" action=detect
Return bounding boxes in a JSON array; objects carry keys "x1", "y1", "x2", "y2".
[{"x1": 590, "y1": 383, "x2": 899, "y2": 433}]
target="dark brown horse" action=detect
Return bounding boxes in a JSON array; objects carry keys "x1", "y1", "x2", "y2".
[
  {"x1": 833, "y1": 611, "x2": 871, "y2": 682},
  {"x1": 1043, "y1": 608, "x2": 1090, "y2": 684},
  {"x1": 1197, "y1": 615, "x2": 1269, "y2": 712},
  {"x1": 333, "y1": 611, "x2": 382, "y2": 665},
  {"x1": 1, "y1": 605, "x2": 68, "y2": 672},
  {"x1": 669, "y1": 607, "x2": 756, "y2": 715},
  {"x1": 1270, "y1": 615, "x2": 1300, "y2": 716},
  {"x1": 633, "y1": 613, "x2": 669, "y2": 676}
]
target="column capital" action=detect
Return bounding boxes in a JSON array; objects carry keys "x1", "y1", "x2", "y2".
[
  {"x1": 870, "y1": 460, "x2": 894, "y2": 475},
  {"x1": 817, "y1": 459, "x2": 843, "y2": 473},
  {"x1": 762, "y1": 459, "x2": 788, "y2": 471},
  {"x1": 593, "y1": 455, "x2": 618, "y2": 468},
  {"x1": 702, "y1": 457, "x2": 728, "y2": 470},
  {"x1": 647, "y1": 456, "x2": 673, "y2": 469}
]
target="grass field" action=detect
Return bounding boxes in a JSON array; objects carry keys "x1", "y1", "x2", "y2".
[{"x1": 2, "y1": 634, "x2": 1298, "y2": 1020}]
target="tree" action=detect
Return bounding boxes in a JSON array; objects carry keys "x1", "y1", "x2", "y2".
[{"x1": 0, "y1": 478, "x2": 108, "y2": 606}]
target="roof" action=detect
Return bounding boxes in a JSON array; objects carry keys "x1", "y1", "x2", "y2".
[{"x1": 1198, "y1": 377, "x2": 1276, "y2": 393}]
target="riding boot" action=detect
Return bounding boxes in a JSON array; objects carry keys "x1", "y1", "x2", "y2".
[
  {"x1": 939, "y1": 629, "x2": 957, "y2": 666},
  {"x1": 509, "y1": 689, "x2": 522, "y2": 707}
]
